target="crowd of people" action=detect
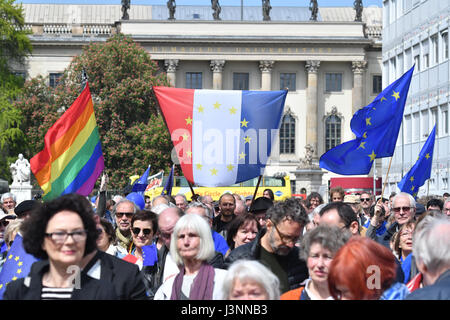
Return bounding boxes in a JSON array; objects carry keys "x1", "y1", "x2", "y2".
[{"x1": 0, "y1": 182, "x2": 449, "y2": 300}]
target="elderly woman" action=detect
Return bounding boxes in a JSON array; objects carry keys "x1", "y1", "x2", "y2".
[
  {"x1": 394, "y1": 219, "x2": 416, "y2": 283},
  {"x1": 154, "y1": 214, "x2": 227, "y2": 300},
  {"x1": 281, "y1": 225, "x2": 350, "y2": 300},
  {"x1": 221, "y1": 260, "x2": 280, "y2": 300},
  {"x1": 3, "y1": 193, "x2": 117, "y2": 300}
]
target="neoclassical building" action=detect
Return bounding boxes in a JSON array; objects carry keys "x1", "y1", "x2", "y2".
[{"x1": 17, "y1": 3, "x2": 382, "y2": 196}]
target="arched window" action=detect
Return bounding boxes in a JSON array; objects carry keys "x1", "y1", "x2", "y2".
[
  {"x1": 280, "y1": 113, "x2": 295, "y2": 154},
  {"x1": 325, "y1": 114, "x2": 341, "y2": 151}
]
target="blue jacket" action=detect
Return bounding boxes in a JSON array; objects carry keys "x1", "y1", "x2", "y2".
[{"x1": 406, "y1": 269, "x2": 450, "y2": 300}]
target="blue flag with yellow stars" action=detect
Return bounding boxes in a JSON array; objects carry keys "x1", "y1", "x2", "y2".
[
  {"x1": 132, "y1": 165, "x2": 151, "y2": 193},
  {"x1": 397, "y1": 125, "x2": 436, "y2": 198},
  {"x1": 0, "y1": 234, "x2": 38, "y2": 299},
  {"x1": 161, "y1": 164, "x2": 175, "y2": 196},
  {"x1": 319, "y1": 65, "x2": 415, "y2": 175}
]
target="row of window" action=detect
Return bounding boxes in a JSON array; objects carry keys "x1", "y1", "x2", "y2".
[{"x1": 185, "y1": 72, "x2": 382, "y2": 94}]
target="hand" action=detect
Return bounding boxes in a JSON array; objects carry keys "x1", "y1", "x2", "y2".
[
  {"x1": 100, "y1": 173, "x2": 108, "y2": 192},
  {"x1": 370, "y1": 200, "x2": 383, "y2": 227}
]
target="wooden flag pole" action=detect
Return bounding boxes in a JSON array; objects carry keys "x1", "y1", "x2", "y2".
[
  {"x1": 381, "y1": 156, "x2": 393, "y2": 199},
  {"x1": 188, "y1": 180, "x2": 199, "y2": 202},
  {"x1": 250, "y1": 175, "x2": 263, "y2": 208}
]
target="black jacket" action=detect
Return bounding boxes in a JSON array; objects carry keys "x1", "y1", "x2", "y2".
[
  {"x1": 3, "y1": 260, "x2": 118, "y2": 300},
  {"x1": 81, "y1": 250, "x2": 147, "y2": 300},
  {"x1": 406, "y1": 269, "x2": 450, "y2": 300},
  {"x1": 224, "y1": 228, "x2": 308, "y2": 291}
]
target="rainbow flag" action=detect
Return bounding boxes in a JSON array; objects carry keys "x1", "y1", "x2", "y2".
[{"x1": 30, "y1": 83, "x2": 104, "y2": 201}]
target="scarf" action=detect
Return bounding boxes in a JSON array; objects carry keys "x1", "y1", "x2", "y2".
[
  {"x1": 170, "y1": 262, "x2": 215, "y2": 300},
  {"x1": 115, "y1": 228, "x2": 132, "y2": 251}
]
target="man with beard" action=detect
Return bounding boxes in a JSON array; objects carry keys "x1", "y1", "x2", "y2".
[
  {"x1": 113, "y1": 199, "x2": 139, "y2": 251},
  {"x1": 224, "y1": 198, "x2": 309, "y2": 294},
  {"x1": 212, "y1": 193, "x2": 236, "y2": 239}
]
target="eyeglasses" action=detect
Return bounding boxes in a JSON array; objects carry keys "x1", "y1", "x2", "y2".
[
  {"x1": 360, "y1": 198, "x2": 372, "y2": 202},
  {"x1": 45, "y1": 230, "x2": 87, "y2": 244},
  {"x1": 400, "y1": 231, "x2": 413, "y2": 238},
  {"x1": 115, "y1": 212, "x2": 134, "y2": 219},
  {"x1": 270, "y1": 220, "x2": 299, "y2": 244},
  {"x1": 132, "y1": 227, "x2": 152, "y2": 236},
  {"x1": 393, "y1": 206, "x2": 412, "y2": 213},
  {"x1": 444, "y1": 208, "x2": 450, "y2": 212}
]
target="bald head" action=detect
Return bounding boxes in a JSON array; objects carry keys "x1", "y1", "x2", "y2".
[{"x1": 158, "y1": 207, "x2": 183, "y2": 248}]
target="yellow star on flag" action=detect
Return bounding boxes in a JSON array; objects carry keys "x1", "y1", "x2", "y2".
[
  {"x1": 16, "y1": 269, "x2": 22, "y2": 274},
  {"x1": 380, "y1": 96, "x2": 387, "y2": 102},
  {"x1": 196, "y1": 164, "x2": 203, "y2": 170},
  {"x1": 0, "y1": 284, "x2": 3, "y2": 290},
  {"x1": 409, "y1": 176, "x2": 414, "y2": 182},
  {"x1": 240, "y1": 118, "x2": 248, "y2": 127},
  {"x1": 366, "y1": 117, "x2": 372, "y2": 126},
  {"x1": 229, "y1": 106, "x2": 237, "y2": 114},
  {"x1": 392, "y1": 90, "x2": 400, "y2": 101},
  {"x1": 186, "y1": 150, "x2": 192, "y2": 158},
  {"x1": 8, "y1": 254, "x2": 13, "y2": 260},
  {"x1": 425, "y1": 153, "x2": 430, "y2": 159},
  {"x1": 363, "y1": 132, "x2": 367, "y2": 139},
  {"x1": 244, "y1": 136, "x2": 251, "y2": 144},
  {"x1": 239, "y1": 152, "x2": 246, "y2": 160},
  {"x1": 358, "y1": 141, "x2": 366, "y2": 149},
  {"x1": 368, "y1": 150, "x2": 376, "y2": 162},
  {"x1": 213, "y1": 102, "x2": 221, "y2": 109},
  {"x1": 182, "y1": 133, "x2": 189, "y2": 141},
  {"x1": 411, "y1": 185, "x2": 415, "y2": 191},
  {"x1": 14, "y1": 256, "x2": 19, "y2": 261},
  {"x1": 227, "y1": 164, "x2": 234, "y2": 171},
  {"x1": 413, "y1": 192, "x2": 417, "y2": 198},
  {"x1": 185, "y1": 116, "x2": 193, "y2": 125},
  {"x1": 197, "y1": 105, "x2": 204, "y2": 113},
  {"x1": 210, "y1": 168, "x2": 218, "y2": 176}
]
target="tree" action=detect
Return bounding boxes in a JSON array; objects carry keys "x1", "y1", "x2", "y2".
[
  {"x1": 0, "y1": 0, "x2": 32, "y2": 182},
  {"x1": 16, "y1": 34, "x2": 173, "y2": 190}
]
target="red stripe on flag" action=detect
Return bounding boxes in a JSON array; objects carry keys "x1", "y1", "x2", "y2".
[{"x1": 153, "y1": 86, "x2": 194, "y2": 183}]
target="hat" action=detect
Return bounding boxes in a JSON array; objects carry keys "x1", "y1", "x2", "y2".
[
  {"x1": 415, "y1": 202, "x2": 425, "y2": 216},
  {"x1": 0, "y1": 208, "x2": 16, "y2": 221},
  {"x1": 245, "y1": 195, "x2": 253, "y2": 201},
  {"x1": 249, "y1": 197, "x2": 273, "y2": 213},
  {"x1": 14, "y1": 200, "x2": 39, "y2": 218},
  {"x1": 343, "y1": 194, "x2": 359, "y2": 204}
]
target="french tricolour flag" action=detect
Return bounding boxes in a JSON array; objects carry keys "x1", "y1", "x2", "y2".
[{"x1": 153, "y1": 87, "x2": 287, "y2": 187}]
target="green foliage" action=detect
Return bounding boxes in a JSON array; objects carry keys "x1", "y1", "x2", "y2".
[{"x1": 16, "y1": 34, "x2": 172, "y2": 190}]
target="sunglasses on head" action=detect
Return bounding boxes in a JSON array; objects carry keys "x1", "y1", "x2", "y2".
[
  {"x1": 115, "y1": 212, "x2": 134, "y2": 218},
  {"x1": 132, "y1": 227, "x2": 152, "y2": 236}
]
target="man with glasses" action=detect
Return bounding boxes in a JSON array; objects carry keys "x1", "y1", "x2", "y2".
[
  {"x1": 358, "y1": 191, "x2": 373, "y2": 226},
  {"x1": 112, "y1": 199, "x2": 139, "y2": 251},
  {"x1": 224, "y1": 198, "x2": 309, "y2": 294}
]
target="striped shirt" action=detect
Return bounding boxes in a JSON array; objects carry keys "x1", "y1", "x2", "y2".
[{"x1": 41, "y1": 286, "x2": 74, "y2": 300}]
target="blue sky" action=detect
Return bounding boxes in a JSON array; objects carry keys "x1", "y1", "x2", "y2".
[{"x1": 17, "y1": 1, "x2": 383, "y2": 8}]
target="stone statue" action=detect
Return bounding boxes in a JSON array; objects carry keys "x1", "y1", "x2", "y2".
[
  {"x1": 354, "y1": 0, "x2": 363, "y2": 22},
  {"x1": 167, "y1": 0, "x2": 176, "y2": 20},
  {"x1": 298, "y1": 144, "x2": 317, "y2": 169},
  {"x1": 121, "y1": 0, "x2": 130, "y2": 20},
  {"x1": 211, "y1": 0, "x2": 221, "y2": 20},
  {"x1": 262, "y1": 0, "x2": 271, "y2": 21},
  {"x1": 309, "y1": 0, "x2": 318, "y2": 21},
  {"x1": 10, "y1": 154, "x2": 31, "y2": 185}
]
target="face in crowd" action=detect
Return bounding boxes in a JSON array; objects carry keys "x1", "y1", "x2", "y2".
[
  {"x1": 392, "y1": 195, "x2": 415, "y2": 225},
  {"x1": 266, "y1": 217, "x2": 302, "y2": 256},
  {"x1": 359, "y1": 193, "x2": 373, "y2": 211},
  {"x1": 115, "y1": 201, "x2": 135, "y2": 234},
  {"x1": 331, "y1": 192, "x2": 343, "y2": 202},
  {"x1": 131, "y1": 219, "x2": 155, "y2": 249},
  {"x1": 2, "y1": 197, "x2": 16, "y2": 211},
  {"x1": 233, "y1": 219, "x2": 258, "y2": 248},
  {"x1": 219, "y1": 194, "x2": 236, "y2": 218}
]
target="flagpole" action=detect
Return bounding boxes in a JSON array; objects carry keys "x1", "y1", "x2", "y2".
[
  {"x1": 187, "y1": 180, "x2": 199, "y2": 201},
  {"x1": 250, "y1": 175, "x2": 263, "y2": 208},
  {"x1": 381, "y1": 156, "x2": 393, "y2": 198}
]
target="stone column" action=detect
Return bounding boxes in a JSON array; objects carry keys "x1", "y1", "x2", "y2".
[
  {"x1": 210, "y1": 60, "x2": 226, "y2": 90},
  {"x1": 164, "y1": 59, "x2": 179, "y2": 87},
  {"x1": 305, "y1": 60, "x2": 320, "y2": 160},
  {"x1": 352, "y1": 60, "x2": 367, "y2": 114},
  {"x1": 259, "y1": 60, "x2": 275, "y2": 90}
]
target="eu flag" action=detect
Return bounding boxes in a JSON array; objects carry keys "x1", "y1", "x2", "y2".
[
  {"x1": 132, "y1": 165, "x2": 151, "y2": 193},
  {"x1": 0, "y1": 234, "x2": 38, "y2": 299},
  {"x1": 397, "y1": 125, "x2": 436, "y2": 198},
  {"x1": 161, "y1": 165, "x2": 174, "y2": 196},
  {"x1": 319, "y1": 66, "x2": 414, "y2": 175}
]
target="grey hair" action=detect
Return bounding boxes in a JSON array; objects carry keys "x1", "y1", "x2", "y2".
[
  {"x1": 170, "y1": 213, "x2": 215, "y2": 266},
  {"x1": 266, "y1": 198, "x2": 308, "y2": 226},
  {"x1": 220, "y1": 260, "x2": 280, "y2": 300},
  {"x1": 174, "y1": 194, "x2": 188, "y2": 204},
  {"x1": 1, "y1": 193, "x2": 16, "y2": 203},
  {"x1": 111, "y1": 198, "x2": 139, "y2": 216},
  {"x1": 413, "y1": 214, "x2": 450, "y2": 275},
  {"x1": 299, "y1": 225, "x2": 351, "y2": 261},
  {"x1": 392, "y1": 192, "x2": 416, "y2": 209},
  {"x1": 152, "y1": 203, "x2": 177, "y2": 215},
  {"x1": 186, "y1": 201, "x2": 213, "y2": 219}
]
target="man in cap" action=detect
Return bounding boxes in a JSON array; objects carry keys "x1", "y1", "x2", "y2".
[
  {"x1": 249, "y1": 197, "x2": 273, "y2": 228},
  {"x1": 14, "y1": 200, "x2": 39, "y2": 220}
]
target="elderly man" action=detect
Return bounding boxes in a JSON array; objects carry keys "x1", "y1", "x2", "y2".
[
  {"x1": 174, "y1": 194, "x2": 188, "y2": 211},
  {"x1": 1, "y1": 193, "x2": 17, "y2": 214},
  {"x1": 224, "y1": 198, "x2": 309, "y2": 294},
  {"x1": 367, "y1": 192, "x2": 416, "y2": 248},
  {"x1": 406, "y1": 215, "x2": 450, "y2": 300},
  {"x1": 113, "y1": 198, "x2": 139, "y2": 251}
]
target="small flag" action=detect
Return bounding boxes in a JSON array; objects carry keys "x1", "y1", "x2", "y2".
[
  {"x1": 154, "y1": 87, "x2": 286, "y2": 187},
  {"x1": 30, "y1": 83, "x2": 104, "y2": 201},
  {"x1": 0, "y1": 234, "x2": 38, "y2": 299},
  {"x1": 319, "y1": 66, "x2": 414, "y2": 175},
  {"x1": 161, "y1": 165, "x2": 175, "y2": 196},
  {"x1": 132, "y1": 165, "x2": 151, "y2": 193},
  {"x1": 142, "y1": 244, "x2": 158, "y2": 267},
  {"x1": 397, "y1": 125, "x2": 436, "y2": 198}
]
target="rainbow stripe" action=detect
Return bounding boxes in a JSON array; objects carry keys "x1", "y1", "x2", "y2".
[{"x1": 30, "y1": 83, "x2": 104, "y2": 201}]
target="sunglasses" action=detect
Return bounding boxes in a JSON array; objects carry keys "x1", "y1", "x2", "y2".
[
  {"x1": 132, "y1": 227, "x2": 152, "y2": 236},
  {"x1": 115, "y1": 212, "x2": 134, "y2": 218},
  {"x1": 360, "y1": 198, "x2": 372, "y2": 202},
  {"x1": 393, "y1": 206, "x2": 412, "y2": 213}
]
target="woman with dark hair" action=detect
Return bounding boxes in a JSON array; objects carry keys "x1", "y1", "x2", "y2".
[
  {"x1": 97, "y1": 218, "x2": 127, "y2": 258},
  {"x1": 225, "y1": 213, "x2": 260, "y2": 256},
  {"x1": 263, "y1": 189, "x2": 275, "y2": 201},
  {"x1": 328, "y1": 237, "x2": 409, "y2": 300},
  {"x1": 3, "y1": 193, "x2": 118, "y2": 300},
  {"x1": 305, "y1": 192, "x2": 323, "y2": 214}
]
